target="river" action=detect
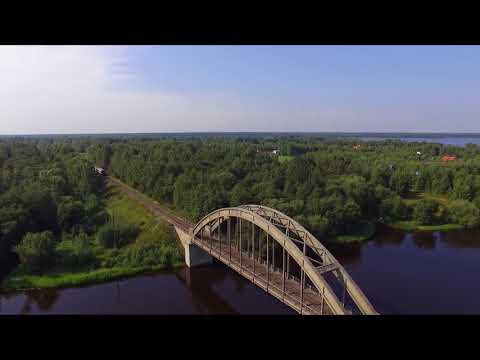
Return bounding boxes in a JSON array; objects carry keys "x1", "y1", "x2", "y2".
[{"x1": 1, "y1": 225, "x2": 479, "y2": 314}]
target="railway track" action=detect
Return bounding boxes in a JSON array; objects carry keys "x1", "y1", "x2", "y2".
[{"x1": 108, "y1": 177, "x2": 193, "y2": 231}]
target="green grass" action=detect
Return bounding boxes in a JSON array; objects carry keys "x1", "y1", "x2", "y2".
[
  {"x1": 387, "y1": 220, "x2": 464, "y2": 232},
  {"x1": 334, "y1": 222, "x2": 376, "y2": 243},
  {"x1": 2, "y1": 263, "x2": 184, "y2": 292},
  {"x1": 105, "y1": 189, "x2": 156, "y2": 230},
  {"x1": 393, "y1": 192, "x2": 464, "y2": 232},
  {"x1": 278, "y1": 155, "x2": 294, "y2": 163},
  {"x1": 108, "y1": 177, "x2": 191, "y2": 221},
  {"x1": 403, "y1": 192, "x2": 451, "y2": 206}
]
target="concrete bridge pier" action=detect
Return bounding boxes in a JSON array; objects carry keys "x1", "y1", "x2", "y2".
[{"x1": 174, "y1": 226, "x2": 212, "y2": 268}]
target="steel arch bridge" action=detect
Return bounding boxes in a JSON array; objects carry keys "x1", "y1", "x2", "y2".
[{"x1": 178, "y1": 204, "x2": 378, "y2": 315}]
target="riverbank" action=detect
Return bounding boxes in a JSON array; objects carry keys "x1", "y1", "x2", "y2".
[
  {"x1": 333, "y1": 222, "x2": 376, "y2": 243},
  {"x1": 386, "y1": 221, "x2": 464, "y2": 232},
  {"x1": 332, "y1": 218, "x2": 464, "y2": 244},
  {"x1": 390, "y1": 192, "x2": 465, "y2": 232},
  {"x1": 1, "y1": 180, "x2": 184, "y2": 293},
  {"x1": 1, "y1": 263, "x2": 184, "y2": 292}
]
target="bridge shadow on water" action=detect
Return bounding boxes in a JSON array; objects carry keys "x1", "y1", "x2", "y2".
[{"x1": 176, "y1": 261, "x2": 295, "y2": 315}]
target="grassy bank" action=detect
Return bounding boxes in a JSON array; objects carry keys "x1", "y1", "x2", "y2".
[
  {"x1": 2, "y1": 182, "x2": 184, "y2": 293},
  {"x1": 2, "y1": 263, "x2": 183, "y2": 292},
  {"x1": 403, "y1": 192, "x2": 451, "y2": 206},
  {"x1": 333, "y1": 222, "x2": 376, "y2": 243},
  {"x1": 386, "y1": 221, "x2": 464, "y2": 232},
  {"x1": 278, "y1": 155, "x2": 294, "y2": 163},
  {"x1": 390, "y1": 192, "x2": 465, "y2": 232}
]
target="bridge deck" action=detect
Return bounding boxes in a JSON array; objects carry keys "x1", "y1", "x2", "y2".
[{"x1": 192, "y1": 236, "x2": 334, "y2": 315}]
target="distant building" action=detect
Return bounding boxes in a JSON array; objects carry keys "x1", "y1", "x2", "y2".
[
  {"x1": 272, "y1": 149, "x2": 279, "y2": 155},
  {"x1": 442, "y1": 154, "x2": 457, "y2": 162},
  {"x1": 94, "y1": 166, "x2": 105, "y2": 175},
  {"x1": 416, "y1": 151, "x2": 422, "y2": 156},
  {"x1": 352, "y1": 144, "x2": 361, "y2": 150}
]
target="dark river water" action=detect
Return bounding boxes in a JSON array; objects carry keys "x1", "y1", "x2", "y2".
[{"x1": 1, "y1": 226, "x2": 480, "y2": 314}]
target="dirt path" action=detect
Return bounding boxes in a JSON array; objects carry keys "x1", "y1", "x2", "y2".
[{"x1": 108, "y1": 177, "x2": 193, "y2": 231}]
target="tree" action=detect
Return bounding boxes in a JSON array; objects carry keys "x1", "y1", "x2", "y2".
[
  {"x1": 380, "y1": 196, "x2": 409, "y2": 221},
  {"x1": 452, "y1": 172, "x2": 475, "y2": 201},
  {"x1": 96, "y1": 220, "x2": 140, "y2": 249},
  {"x1": 21, "y1": 185, "x2": 58, "y2": 233},
  {"x1": 412, "y1": 199, "x2": 438, "y2": 225},
  {"x1": 342, "y1": 200, "x2": 362, "y2": 233},
  {"x1": 389, "y1": 168, "x2": 411, "y2": 197},
  {"x1": 230, "y1": 183, "x2": 253, "y2": 207},
  {"x1": 56, "y1": 232, "x2": 96, "y2": 268},
  {"x1": 448, "y1": 200, "x2": 480, "y2": 228},
  {"x1": 57, "y1": 197, "x2": 85, "y2": 231},
  {"x1": 14, "y1": 231, "x2": 56, "y2": 273},
  {"x1": 307, "y1": 215, "x2": 329, "y2": 236}
]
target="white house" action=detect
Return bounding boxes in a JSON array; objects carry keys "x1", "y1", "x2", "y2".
[
  {"x1": 94, "y1": 166, "x2": 105, "y2": 175},
  {"x1": 272, "y1": 149, "x2": 279, "y2": 155}
]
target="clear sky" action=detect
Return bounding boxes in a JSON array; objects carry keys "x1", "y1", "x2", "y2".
[{"x1": 1, "y1": 45, "x2": 479, "y2": 134}]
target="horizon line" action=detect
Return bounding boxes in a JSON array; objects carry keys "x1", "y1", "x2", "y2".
[{"x1": 2, "y1": 130, "x2": 480, "y2": 137}]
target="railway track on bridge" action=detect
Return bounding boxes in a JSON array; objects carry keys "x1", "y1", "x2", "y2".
[{"x1": 192, "y1": 235, "x2": 334, "y2": 314}]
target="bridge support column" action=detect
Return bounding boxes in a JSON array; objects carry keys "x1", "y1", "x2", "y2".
[
  {"x1": 175, "y1": 226, "x2": 212, "y2": 268},
  {"x1": 185, "y1": 243, "x2": 213, "y2": 268}
]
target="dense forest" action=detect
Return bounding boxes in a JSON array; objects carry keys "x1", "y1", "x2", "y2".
[
  {"x1": 2, "y1": 135, "x2": 480, "y2": 288},
  {"x1": 99, "y1": 136, "x2": 480, "y2": 236},
  {"x1": 0, "y1": 139, "x2": 181, "y2": 288}
]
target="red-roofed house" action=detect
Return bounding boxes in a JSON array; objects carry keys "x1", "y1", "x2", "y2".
[{"x1": 442, "y1": 154, "x2": 457, "y2": 162}]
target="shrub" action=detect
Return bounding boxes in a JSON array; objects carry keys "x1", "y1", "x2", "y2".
[
  {"x1": 112, "y1": 225, "x2": 182, "y2": 268},
  {"x1": 307, "y1": 215, "x2": 329, "y2": 236},
  {"x1": 412, "y1": 199, "x2": 438, "y2": 225},
  {"x1": 57, "y1": 198, "x2": 84, "y2": 231},
  {"x1": 96, "y1": 222, "x2": 140, "y2": 248},
  {"x1": 380, "y1": 196, "x2": 409, "y2": 221},
  {"x1": 56, "y1": 232, "x2": 97, "y2": 269},
  {"x1": 14, "y1": 231, "x2": 56, "y2": 273},
  {"x1": 448, "y1": 200, "x2": 480, "y2": 228}
]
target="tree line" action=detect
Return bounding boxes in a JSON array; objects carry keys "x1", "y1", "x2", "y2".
[
  {"x1": 95, "y1": 137, "x2": 480, "y2": 239},
  {"x1": 2, "y1": 135, "x2": 480, "y2": 278}
]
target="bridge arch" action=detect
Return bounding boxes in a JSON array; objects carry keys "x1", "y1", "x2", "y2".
[
  {"x1": 192, "y1": 206, "x2": 377, "y2": 315},
  {"x1": 239, "y1": 205, "x2": 376, "y2": 315}
]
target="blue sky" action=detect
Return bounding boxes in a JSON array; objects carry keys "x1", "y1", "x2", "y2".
[{"x1": 1, "y1": 45, "x2": 480, "y2": 134}]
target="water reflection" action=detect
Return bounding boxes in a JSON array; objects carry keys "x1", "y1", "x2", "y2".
[
  {"x1": 411, "y1": 232, "x2": 436, "y2": 250},
  {"x1": 20, "y1": 289, "x2": 60, "y2": 314},
  {"x1": 441, "y1": 230, "x2": 480, "y2": 249},
  {"x1": 333, "y1": 227, "x2": 480, "y2": 314},
  {"x1": 0, "y1": 260, "x2": 294, "y2": 315},
  {"x1": 325, "y1": 242, "x2": 362, "y2": 267},
  {"x1": 176, "y1": 266, "x2": 238, "y2": 314},
  {"x1": 371, "y1": 225, "x2": 405, "y2": 247}
]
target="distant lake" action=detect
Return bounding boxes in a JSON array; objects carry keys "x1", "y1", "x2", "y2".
[{"x1": 353, "y1": 134, "x2": 480, "y2": 147}]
